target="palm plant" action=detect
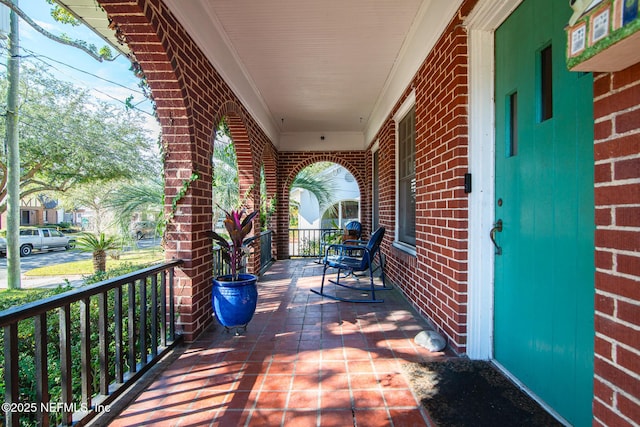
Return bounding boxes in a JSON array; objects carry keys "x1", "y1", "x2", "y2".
[
  {"x1": 75, "y1": 232, "x2": 119, "y2": 273},
  {"x1": 212, "y1": 130, "x2": 240, "y2": 212},
  {"x1": 290, "y1": 165, "x2": 338, "y2": 214},
  {"x1": 105, "y1": 177, "x2": 163, "y2": 240}
]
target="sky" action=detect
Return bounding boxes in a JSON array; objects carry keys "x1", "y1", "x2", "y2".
[{"x1": 0, "y1": 0, "x2": 160, "y2": 136}]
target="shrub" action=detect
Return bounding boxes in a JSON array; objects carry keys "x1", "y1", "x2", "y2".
[{"x1": 0, "y1": 271, "x2": 166, "y2": 426}]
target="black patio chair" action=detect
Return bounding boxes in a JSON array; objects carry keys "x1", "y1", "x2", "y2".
[{"x1": 311, "y1": 226, "x2": 390, "y2": 303}]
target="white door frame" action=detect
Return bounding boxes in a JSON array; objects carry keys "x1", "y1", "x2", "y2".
[{"x1": 465, "y1": 0, "x2": 522, "y2": 360}]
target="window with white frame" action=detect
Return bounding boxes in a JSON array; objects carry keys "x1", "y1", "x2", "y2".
[
  {"x1": 372, "y1": 148, "x2": 380, "y2": 231},
  {"x1": 396, "y1": 105, "x2": 416, "y2": 247}
]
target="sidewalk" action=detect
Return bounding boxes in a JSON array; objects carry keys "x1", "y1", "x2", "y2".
[{"x1": 0, "y1": 274, "x2": 85, "y2": 289}]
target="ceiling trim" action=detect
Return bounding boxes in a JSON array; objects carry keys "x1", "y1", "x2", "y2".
[
  {"x1": 56, "y1": 0, "x2": 131, "y2": 55},
  {"x1": 279, "y1": 132, "x2": 365, "y2": 152},
  {"x1": 464, "y1": 0, "x2": 521, "y2": 30},
  {"x1": 164, "y1": 0, "x2": 281, "y2": 147},
  {"x1": 364, "y1": 0, "x2": 463, "y2": 146}
]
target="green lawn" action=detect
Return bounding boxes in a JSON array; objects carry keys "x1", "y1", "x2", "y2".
[{"x1": 24, "y1": 248, "x2": 165, "y2": 276}]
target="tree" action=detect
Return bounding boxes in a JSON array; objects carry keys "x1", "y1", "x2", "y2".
[
  {"x1": 105, "y1": 121, "x2": 340, "y2": 235},
  {"x1": 4, "y1": 0, "x2": 20, "y2": 289},
  {"x1": 75, "y1": 232, "x2": 119, "y2": 273},
  {"x1": 0, "y1": 0, "x2": 115, "y2": 62},
  {"x1": 0, "y1": 66, "x2": 158, "y2": 213},
  {"x1": 0, "y1": 0, "x2": 137, "y2": 289},
  {"x1": 290, "y1": 164, "x2": 337, "y2": 212},
  {"x1": 56, "y1": 182, "x2": 119, "y2": 234},
  {"x1": 103, "y1": 177, "x2": 163, "y2": 237},
  {"x1": 212, "y1": 120, "x2": 240, "y2": 212}
]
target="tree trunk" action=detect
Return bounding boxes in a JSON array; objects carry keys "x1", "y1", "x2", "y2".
[
  {"x1": 93, "y1": 250, "x2": 107, "y2": 273},
  {"x1": 6, "y1": 0, "x2": 20, "y2": 289}
]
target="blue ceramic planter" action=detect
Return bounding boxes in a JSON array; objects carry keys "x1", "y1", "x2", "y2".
[{"x1": 212, "y1": 273, "x2": 258, "y2": 330}]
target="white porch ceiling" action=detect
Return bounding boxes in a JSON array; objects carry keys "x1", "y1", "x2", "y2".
[
  {"x1": 203, "y1": 0, "x2": 424, "y2": 135},
  {"x1": 63, "y1": 0, "x2": 462, "y2": 150}
]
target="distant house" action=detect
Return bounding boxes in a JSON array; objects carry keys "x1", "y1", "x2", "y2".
[{"x1": 0, "y1": 195, "x2": 65, "y2": 229}]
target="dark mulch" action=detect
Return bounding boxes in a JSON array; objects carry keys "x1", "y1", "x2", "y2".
[{"x1": 403, "y1": 359, "x2": 564, "y2": 427}]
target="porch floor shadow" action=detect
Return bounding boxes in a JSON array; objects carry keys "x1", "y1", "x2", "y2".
[{"x1": 107, "y1": 259, "x2": 452, "y2": 426}]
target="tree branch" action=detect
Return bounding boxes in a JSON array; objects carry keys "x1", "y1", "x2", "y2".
[
  {"x1": 0, "y1": 0, "x2": 115, "y2": 62},
  {"x1": 20, "y1": 165, "x2": 41, "y2": 182},
  {"x1": 19, "y1": 182, "x2": 70, "y2": 199}
]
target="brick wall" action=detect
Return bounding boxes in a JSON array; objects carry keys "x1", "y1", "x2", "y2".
[
  {"x1": 593, "y1": 62, "x2": 640, "y2": 427},
  {"x1": 260, "y1": 144, "x2": 279, "y2": 263},
  {"x1": 369, "y1": 8, "x2": 472, "y2": 354},
  {"x1": 99, "y1": 0, "x2": 273, "y2": 341}
]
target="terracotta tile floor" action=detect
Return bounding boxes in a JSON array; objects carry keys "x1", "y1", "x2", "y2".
[{"x1": 109, "y1": 260, "x2": 450, "y2": 426}]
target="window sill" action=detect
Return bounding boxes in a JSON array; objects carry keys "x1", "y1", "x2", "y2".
[{"x1": 392, "y1": 241, "x2": 416, "y2": 257}]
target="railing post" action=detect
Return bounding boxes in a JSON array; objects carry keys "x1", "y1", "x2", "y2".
[
  {"x1": 80, "y1": 298, "x2": 92, "y2": 407},
  {"x1": 169, "y1": 267, "x2": 175, "y2": 341},
  {"x1": 151, "y1": 274, "x2": 158, "y2": 358},
  {"x1": 99, "y1": 291, "x2": 109, "y2": 394},
  {"x1": 59, "y1": 305, "x2": 73, "y2": 426},
  {"x1": 128, "y1": 282, "x2": 136, "y2": 373},
  {"x1": 139, "y1": 279, "x2": 147, "y2": 365},
  {"x1": 114, "y1": 287, "x2": 124, "y2": 384},
  {"x1": 34, "y1": 313, "x2": 49, "y2": 427},
  {"x1": 160, "y1": 271, "x2": 167, "y2": 347},
  {"x1": 4, "y1": 323, "x2": 19, "y2": 427}
]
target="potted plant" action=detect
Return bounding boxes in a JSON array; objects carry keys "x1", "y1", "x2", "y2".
[{"x1": 210, "y1": 206, "x2": 259, "y2": 334}]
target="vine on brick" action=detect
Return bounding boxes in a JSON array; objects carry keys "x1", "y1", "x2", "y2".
[{"x1": 159, "y1": 171, "x2": 200, "y2": 240}]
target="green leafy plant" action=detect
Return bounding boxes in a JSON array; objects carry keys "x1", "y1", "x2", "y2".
[
  {"x1": 75, "y1": 233, "x2": 119, "y2": 273},
  {"x1": 210, "y1": 207, "x2": 258, "y2": 280}
]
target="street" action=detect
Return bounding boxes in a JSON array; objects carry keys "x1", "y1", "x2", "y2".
[{"x1": 0, "y1": 238, "x2": 161, "y2": 289}]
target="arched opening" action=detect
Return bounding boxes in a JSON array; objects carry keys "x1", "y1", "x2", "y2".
[
  {"x1": 288, "y1": 162, "x2": 361, "y2": 257},
  {"x1": 210, "y1": 112, "x2": 260, "y2": 275},
  {"x1": 212, "y1": 118, "x2": 239, "y2": 220},
  {"x1": 259, "y1": 166, "x2": 275, "y2": 231}
]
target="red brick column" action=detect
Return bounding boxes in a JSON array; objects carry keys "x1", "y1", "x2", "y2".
[
  {"x1": 99, "y1": 0, "x2": 271, "y2": 341},
  {"x1": 260, "y1": 144, "x2": 279, "y2": 262},
  {"x1": 593, "y1": 62, "x2": 640, "y2": 426}
]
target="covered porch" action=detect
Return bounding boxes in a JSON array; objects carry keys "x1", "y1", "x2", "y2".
[
  {"x1": 106, "y1": 259, "x2": 445, "y2": 426},
  {"x1": 20, "y1": 0, "x2": 640, "y2": 425}
]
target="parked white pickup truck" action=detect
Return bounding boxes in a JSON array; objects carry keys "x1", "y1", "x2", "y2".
[{"x1": 0, "y1": 228, "x2": 77, "y2": 257}]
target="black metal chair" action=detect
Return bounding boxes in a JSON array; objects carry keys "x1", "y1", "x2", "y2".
[{"x1": 311, "y1": 227, "x2": 390, "y2": 303}]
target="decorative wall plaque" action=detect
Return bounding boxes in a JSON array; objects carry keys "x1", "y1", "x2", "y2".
[{"x1": 566, "y1": 0, "x2": 640, "y2": 71}]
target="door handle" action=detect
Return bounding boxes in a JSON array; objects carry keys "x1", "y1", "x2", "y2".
[{"x1": 490, "y1": 219, "x2": 503, "y2": 255}]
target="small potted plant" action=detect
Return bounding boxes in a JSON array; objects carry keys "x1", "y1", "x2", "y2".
[{"x1": 210, "y1": 206, "x2": 259, "y2": 334}]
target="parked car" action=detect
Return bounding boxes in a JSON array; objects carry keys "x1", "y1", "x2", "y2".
[
  {"x1": 0, "y1": 227, "x2": 77, "y2": 257},
  {"x1": 131, "y1": 221, "x2": 157, "y2": 240}
]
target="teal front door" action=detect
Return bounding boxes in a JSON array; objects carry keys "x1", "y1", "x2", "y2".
[{"x1": 494, "y1": 0, "x2": 594, "y2": 425}]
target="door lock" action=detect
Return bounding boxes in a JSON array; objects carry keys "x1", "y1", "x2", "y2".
[{"x1": 490, "y1": 219, "x2": 503, "y2": 255}]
